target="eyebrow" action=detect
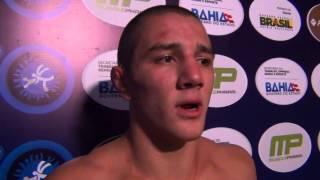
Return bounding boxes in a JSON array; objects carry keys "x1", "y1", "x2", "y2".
[
  {"x1": 147, "y1": 42, "x2": 181, "y2": 52},
  {"x1": 147, "y1": 42, "x2": 214, "y2": 55},
  {"x1": 196, "y1": 44, "x2": 214, "y2": 55}
]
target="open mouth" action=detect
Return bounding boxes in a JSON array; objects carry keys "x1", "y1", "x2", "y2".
[
  {"x1": 176, "y1": 102, "x2": 202, "y2": 118},
  {"x1": 177, "y1": 100, "x2": 202, "y2": 111},
  {"x1": 180, "y1": 103, "x2": 200, "y2": 110}
]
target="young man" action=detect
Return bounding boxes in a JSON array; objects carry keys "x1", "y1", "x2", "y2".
[{"x1": 47, "y1": 5, "x2": 256, "y2": 180}]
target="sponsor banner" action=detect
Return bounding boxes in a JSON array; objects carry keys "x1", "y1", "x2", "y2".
[
  {"x1": 4, "y1": 0, "x2": 70, "y2": 19},
  {"x1": 258, "y1": 122, "x2": 312, "y2": 173},
  {"x1": 209, "y1": 54, "x2": 247, "y2": 108},
  {"x1": 307, "y1": 4, "x2": 320, "y2": 42},
  {"x1": 0, "y1": 45, "x2": 74, "y2": 114},
  {"x1": 255, "y1": 57, "x2": 307, "y2": 105},
  {"x1": 202, "y1": 127, "x2": 252, "y2": 156},
  {"x1": 0, "y1": 140, "x2": 73, "y2": 180},
  {"x1": 82, "y1": 0, "x2": 166, "y2": 27},
  {"x1": 249, "y1": 0, "x2": 301, "y2": 41},
  {"x1": 179, "y1": 0, "x2": 244, "y2": 36},
  {"x1": 311, "y1": 63, "x2": 320, "y2": 98},
  {"x1": 82, "y1": 50, "x2": 129, "y2": 110}
]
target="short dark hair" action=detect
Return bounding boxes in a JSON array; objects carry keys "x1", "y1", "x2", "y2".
[{"x1": 117, "y1": 5, "x2": 201, "y2": 73}]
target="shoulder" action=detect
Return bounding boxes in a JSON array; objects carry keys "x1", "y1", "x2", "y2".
[
  {"x1": 45, "y1": 155, "x2": 104, "y2": 180},
  {"x1": 46, "y1": 137, "x2": 132, "y2": 180},
  {"x1": 198, "y1": 137, "x2": 257, "y2": 180}
]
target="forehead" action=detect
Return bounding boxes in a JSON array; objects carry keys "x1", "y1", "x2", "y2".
[
  {"x1": 143, "y1": 12, "x2": 205, "y2": 35},
  {"x1": 135, "y1": 12, "x2": 210, "y2": 48}
]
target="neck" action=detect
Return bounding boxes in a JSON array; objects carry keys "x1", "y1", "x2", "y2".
[{"x1": 126, "y1": 119, "x2": 200, "y2": 179}]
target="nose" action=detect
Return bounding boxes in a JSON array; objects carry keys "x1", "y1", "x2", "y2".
[{"x1": 177, "y1": 60, "x2": 203, "y2": 89}]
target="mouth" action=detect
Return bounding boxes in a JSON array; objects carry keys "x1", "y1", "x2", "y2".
[
  {"x1": 179, "y1": 103, "x2": 200, "y2": 110},
  {"x1": 176, "y1": 101, "x2": 203, "y2": 118}
]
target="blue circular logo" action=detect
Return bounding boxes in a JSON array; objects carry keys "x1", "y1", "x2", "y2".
[
  {"x1": 0, "y1": 45, "x2": 74, "y2": 114},
  {"x1": 4, "y1": 0, "x2": 70, "y2": 20},
  {"x1": 0, "y1": 140, "x2": 73, "y2": 180}
]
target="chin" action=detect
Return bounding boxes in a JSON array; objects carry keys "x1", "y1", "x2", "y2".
[
  {"x1": 183, "y1": 131, "x2": 203, "y2": 141},
  {"x1": 175, "y1": 124, "x2": 204, "y2": 142}
]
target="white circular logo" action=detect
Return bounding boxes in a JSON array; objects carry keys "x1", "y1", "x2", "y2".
[
  {"x1": 202, "y1": 127, "x2": 252, "y2": 156},
  {"x1": 82, "y1": 50, "x2": 129, "y2": 110},
  {"x1": 179, "y1": 0, "x2": 244, "y2": 36},
  {"x1": 258, "y1": 122, "x2": 312, "y2": 173},
  {"x1": 307, "y1": 4, "x2": 320, "y2": 42},
  {"x1": 249, "y1": 0, "x2": 301, "y2": 41},
  {"x1": 255, "y1": 57, "x2": 307, "y2": 105},
  {"x1": 209, "y1": 54, "x2": 248, "y2": 108},
  {"x1": 82, "y1": 0, "x2": 166, "y2": 27},
  {"x1": 311, "y1": 63, "x2": 320, "y2": 98}
]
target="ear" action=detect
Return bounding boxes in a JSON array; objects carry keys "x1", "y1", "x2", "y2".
[{"x1": 111, "y1": 66, "x2": 131, "y2": 101}]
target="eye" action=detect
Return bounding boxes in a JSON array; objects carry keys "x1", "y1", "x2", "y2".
[
  {"x1": 157, "y1": 55, "x2": 175, "y2": 64},
  {"x1": 198, "y1": 57, "x2": 212, "y2": 66}
]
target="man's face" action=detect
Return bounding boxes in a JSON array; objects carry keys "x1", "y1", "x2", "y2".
[{"x1": 127, "y1": 12, "x2": 214, "y2": 142}]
